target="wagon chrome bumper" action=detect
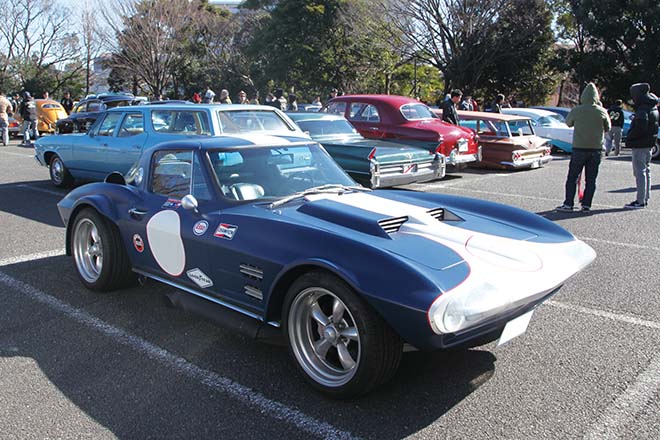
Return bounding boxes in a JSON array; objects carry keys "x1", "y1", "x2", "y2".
[{"x1": 370, "y1": 154, "x2": 446, "y2": 188}]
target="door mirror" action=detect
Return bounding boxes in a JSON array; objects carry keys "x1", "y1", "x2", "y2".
[{"x1": 181, "y1": 194, "x2": 199, "y2": 212}]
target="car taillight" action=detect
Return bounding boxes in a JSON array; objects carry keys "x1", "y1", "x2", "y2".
[
  {"x1": 368, "y1": 147, "x2": 377, "y2": 160},
  {"x1": 512, "y1": 152, "x2": 522, "y2": 161},
  {"x1": 434, "y1": 136, "x2": 444, "y2": 154}
]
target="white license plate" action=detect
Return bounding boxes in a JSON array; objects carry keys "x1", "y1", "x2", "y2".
[
  {"x1": 530, "y1": 160, "x2": 540, "y2": 169},
  {"x1": 457, "y1": 139, "x2": 468, "y2": 152},
  {"x1": 497, "y1": 310, "x2": 534, "y2": 346}
]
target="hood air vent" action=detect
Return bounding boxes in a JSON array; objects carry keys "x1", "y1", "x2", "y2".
[
  {"x1": 378, "y1": 216, "x2": 408, "y2": 234},
  {"x1": 427, "y1": 208, "x2": 445, "y2": 220}
]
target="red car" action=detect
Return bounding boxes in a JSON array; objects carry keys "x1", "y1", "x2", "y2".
[{"x1": 322, "y1": 95, "x2": 481, "y2": 167}]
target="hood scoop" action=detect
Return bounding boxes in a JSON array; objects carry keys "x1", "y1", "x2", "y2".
[
  {"x1": 426, "y1": 207, "x2": 463, "y2": 222},
  {"x1": 297, "y1": 200, "x2": 393, "y2": 238}
]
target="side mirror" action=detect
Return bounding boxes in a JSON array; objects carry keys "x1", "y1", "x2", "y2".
[{"x1": 181, "y1": 194, "x2": 199, "y2": 212}]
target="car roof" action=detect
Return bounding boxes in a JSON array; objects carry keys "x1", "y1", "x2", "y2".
[
  {"x1": 329, "y1": 94, "x2": 422, "y2": 106},
  {"x1": 144, "y1": 133, "x2": 315, "y2": 155},
  {"x1": 106, "y1": 103, "x2": 285, "y2": 112},
  {"x1": 503, "y1": 108, "x2": 560, "y2": 117},
  {"x1": 287, "y1": 112, "x2": 345, "y2": 122},
  {"x1": 457, "y1": 110, "x2": 531, "y2": 121}
]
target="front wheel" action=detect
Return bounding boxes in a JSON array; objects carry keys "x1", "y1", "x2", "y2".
[
  {"x1": 652, "y1": 141, "x2": 659, "y2": 160},
  {"x1": 71, "y1": 208, "x2": 135, "y2": 291},
  {"x1": 49, "y1": 155, "x2": 73, "y2": 187},
  {"x1": 283, "y1": 271, "x2": 402, "y2": 398}
]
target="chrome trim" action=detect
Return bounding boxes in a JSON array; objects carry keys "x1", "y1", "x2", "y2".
[
  {"x1": 132, "y1": 269, "x2": 278, "y2": 326},
  {"x1": 244, "y1": 285, "x2": 264, "y2": 300},
  {"x1": 240, "y1": 263, "x2": 263, "y2": 281},
  {"x1": 501, "y1": 154, "x2": 552, "y2": 169}
]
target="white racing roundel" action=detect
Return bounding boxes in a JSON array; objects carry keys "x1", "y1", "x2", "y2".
[{"x1": 146, "y1": 210, "x2": 186, "y2": 276}]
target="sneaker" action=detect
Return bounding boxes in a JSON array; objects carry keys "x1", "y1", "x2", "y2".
[
  {"x1": 556, "y1": 204, "x2": 574, "y2": 212},
  {"x1": 624, "y1": 201, "x2": 646, "y2": 209},
  {"x1": 580, "y1": 206, "x2": 591, "y2": 212}
]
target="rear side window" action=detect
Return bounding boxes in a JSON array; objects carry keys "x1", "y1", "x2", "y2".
[
  {"x1": 325, "y1": 102, "x2": 346, "y2": 115},
  {"x1": 151, "y1": 110, "x2": 211, "y2": 135},
  {"x1": 348, "y1": 103, "x2": 380, "y2": 122},
  {"x1": 118, "y1": 113, "x2": 144, "y2": 137},
  {"x1": 97, "y1": 113, "x2": 122, "y2": 136},
  {"x1": 151, "y1": 150, "x2": 193, "y2": 198}
]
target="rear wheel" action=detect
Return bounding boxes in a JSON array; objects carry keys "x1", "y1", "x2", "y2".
[
  {"x1": 71, "y1": 208, "x2": 135, "y2": 291},
  {"x1": 49, "y1": 155, "x2": 73, "y2": 187},
  {"x1": 283, "y1": 271, "x2": 402, "y2": 398},
  {"x1": 652, "y1": 141, "x2": 659, "y2": 160}
]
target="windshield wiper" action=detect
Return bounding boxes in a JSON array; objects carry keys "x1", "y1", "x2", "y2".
[{"x1": 269, "y1": 184, "x2": 370, "y2": 209}]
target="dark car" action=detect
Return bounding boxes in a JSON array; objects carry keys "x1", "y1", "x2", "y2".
[
  {"x1": 56, "y1": 94, "x2": 135, "y2": 133},
  {"x1": 288, "y1": 112, "x2": 445, "y2": 187},
  {"x1": 57, "y1": 137, "x2": 595, "y2": 397}
]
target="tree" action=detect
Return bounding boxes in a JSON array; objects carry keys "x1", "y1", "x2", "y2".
[
  {"x1": 101, "y1": 0, "x2": 203, "y2": 98},
  {"x1": 0, "y1": 0, "x2": 84, "y2": 95}
]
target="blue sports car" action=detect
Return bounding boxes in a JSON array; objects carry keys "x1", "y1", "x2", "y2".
[{"x1": 57, "y1": 135, "x2": 596, "y2": 397}]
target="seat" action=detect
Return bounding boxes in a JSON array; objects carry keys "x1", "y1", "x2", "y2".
[{"x1": 229, "y1": 183, "x2": 264, "y2": 201}]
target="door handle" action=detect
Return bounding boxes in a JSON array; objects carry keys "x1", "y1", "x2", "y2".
[
  {"x1": 369, "y1": 127, "x2": 379, "y2": 131},
  {"x1": 128, "y1": 207, "x2": 148, "y2": 218}
]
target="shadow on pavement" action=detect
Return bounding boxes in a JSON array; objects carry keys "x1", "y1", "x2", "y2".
[
  {"x1": 537, "y1": 206, "x2": 630, "y2": 220},
  {"x1": 0, "y1": 179, "x2": 68, "y2": 227},
  {"x1": 608, "y1": 184, "x2": 660, "y2": 194},
  {"x1": 0, "y1": 255, "x2": 497, "y2": 440}
]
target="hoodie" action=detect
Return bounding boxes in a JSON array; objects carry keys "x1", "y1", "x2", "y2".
[
  {"x1": 627, "y1": 83, "x2": 659, "y2": 149},
  {"x1": 565, "y1": 83, "x2": 611, "y2": 150}
]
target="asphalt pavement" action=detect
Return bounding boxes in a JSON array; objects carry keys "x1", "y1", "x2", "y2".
[{"x1": 0, "y1": 138, "x2": 659, "y2": 439}]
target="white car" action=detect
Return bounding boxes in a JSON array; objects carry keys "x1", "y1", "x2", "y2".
[{"x1": 502, "y1": 108, "x2": 574, "y2": 153}]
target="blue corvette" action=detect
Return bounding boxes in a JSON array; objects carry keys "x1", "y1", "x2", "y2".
[{"x1": 57, "y1": 135, "x2": 596, "y2": 397}]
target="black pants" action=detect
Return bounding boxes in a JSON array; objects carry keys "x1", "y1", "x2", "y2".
[{"x1": 563, "y1": 149, "x2": 602, "y2": 208}]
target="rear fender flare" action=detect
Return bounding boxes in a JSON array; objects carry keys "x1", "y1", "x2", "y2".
[{"x1": 65, "y1": 195, "x2": 120, "y2": 256}]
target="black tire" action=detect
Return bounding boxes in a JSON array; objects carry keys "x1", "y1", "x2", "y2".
[
  {"x1": 652, "y1": 141, "x2": 659, "y2": 160},
  {"x1": 283, "y1": 271, "x2": 402, "y2": 398},
  {"x1": 70, "y1": 208, "x2": 135, "y2": 292},
  {"x1": 49, "y1": 155, "x2": 73, "y2": 187}
]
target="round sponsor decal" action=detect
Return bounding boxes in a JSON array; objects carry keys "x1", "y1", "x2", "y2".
[
  {"x1": 193, "y1": 220, "x2": 209, "y2": 236},
  {"x1": 133, "y1": 234, "x2": 144, "y2": 253}
]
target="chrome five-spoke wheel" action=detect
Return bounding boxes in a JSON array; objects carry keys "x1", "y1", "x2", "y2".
[{"x1": 73, "y1": 217, "x2": 104, "y2": 284}]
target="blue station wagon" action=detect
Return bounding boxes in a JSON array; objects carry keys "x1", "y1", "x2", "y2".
[{"x1": 35, "y1": 104, "x2": 306, "y2": 186}]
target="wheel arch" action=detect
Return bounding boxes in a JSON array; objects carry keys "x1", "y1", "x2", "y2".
[
  {"x1": 65, "y1": 197, "x2": 120, "y2": 256},
  {"x1": 265, "y1": 260, "x2": 363, "y2": 325}
]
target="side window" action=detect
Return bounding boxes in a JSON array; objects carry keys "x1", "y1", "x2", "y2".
[
  {"x1": 348, "y1": 103, "x2": 379, "y2": 122},
  {"x1": 151, "y1": 110, "x2": 211, "y2": 135},
  {"x1": 325, "y1": 102, "x2": 346, "y2": 115},
  {"x1": 151, "y1": 150, "x2": 193, "y2": 199},
  {"x1": 362, "y1": 104, "x2": 380, "y2": 122},
  {"x1": 118, "y1": 113, "x2": 144, "y2": 137},
  {"x1": 87, "y1": 101, "x2": 102, "y2": 112},
  {"x1": 97, "y1": 113, "x2": 122, "y2": 137}
]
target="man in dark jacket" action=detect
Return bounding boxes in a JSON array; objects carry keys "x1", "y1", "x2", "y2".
[
  {"x1": 19, "y1": 91, "x2": 38, "y2": 146},
  {"x1": 624, "y1": 83, "x2": 659, "y2": 209},
  {"x1": 441, "y1": 89, "x2": 461, "y2": 125},
  {"x1": 605, "y1": 99, "x2": 624, "y2": 156},
  {"x1": 556, "y1": 82, "x2": 611, "y2": 212},
  {"x1": 60, "y1": 91, "x2": 74, "y2": 115}
]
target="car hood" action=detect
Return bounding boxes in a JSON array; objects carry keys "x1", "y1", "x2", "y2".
[{"x1": 288, "y1": 191, "x2": 592, "y2": 278}]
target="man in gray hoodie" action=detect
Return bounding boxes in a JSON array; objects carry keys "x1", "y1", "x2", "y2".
[
  {"x1": 624, "y1": 83, "x2": 659, "y2": 209},
  {"x1": 556, "y1": 83, "x2": 611, "y2": 212}
]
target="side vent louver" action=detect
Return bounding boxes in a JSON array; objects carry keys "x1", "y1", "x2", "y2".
[
  {"x1": 427, "y1": 208, "x2": 445, "y2": 221},
  {"x1": 378, "y1": 216, "x2": 408, "y2": 234},
  {"x1": 240, "y1": 263, "x2": 263, "y2": 281},
  {"x1": 244, "y1": 285, "x2": 263, "y2": 300}
]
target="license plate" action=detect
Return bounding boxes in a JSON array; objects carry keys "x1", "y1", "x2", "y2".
[
  {"x1": 530, "y1": 160, "x2": 540, "y2": 169},
  {"x1": 497, "y1": 310, "x2": 534, "y2": 346},
  {"x1": 457, "y1": 139, "x2": 468, "y2": 152}
]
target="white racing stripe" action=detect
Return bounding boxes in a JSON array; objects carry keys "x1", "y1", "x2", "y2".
[{"x1": 0, "y1": 270, "x2": 359, "y2": 440}]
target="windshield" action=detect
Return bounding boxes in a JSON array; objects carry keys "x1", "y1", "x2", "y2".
[
  {"x1": 207, "y1": 143, "x2": 356, "y2": 201},
  {"x1": 400, "y1": 103, "x2": 435, "y2": 120},
  {"x1": 538, "y1": 115, "x2": 565, "y2": 127},
  {"x1": 295, "y1": 119, "x2": 362, "y2": 141},
  {"x1": 217, "y1": 110, "x2": 295, "y2": 133}
]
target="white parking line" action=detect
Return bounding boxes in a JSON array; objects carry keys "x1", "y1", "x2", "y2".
[
  {"x1": 0, "y1": 270, "x2": 358, "y2": 440},
  {"x1": 0, "y1": 151, "x2": 33, "y2": 158},
  {"x1": 579, "y1": 237, "x2": 660, "y2": 253},
  {"x1": 546, "y1": 300, "x2": 660, "y2": 330},
  {"x1": 583, "y1": 353, "x2": 660, "y2": 440},
  {"x1": 0, "y1": 249, "x2": 66, "y2": 267}
]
